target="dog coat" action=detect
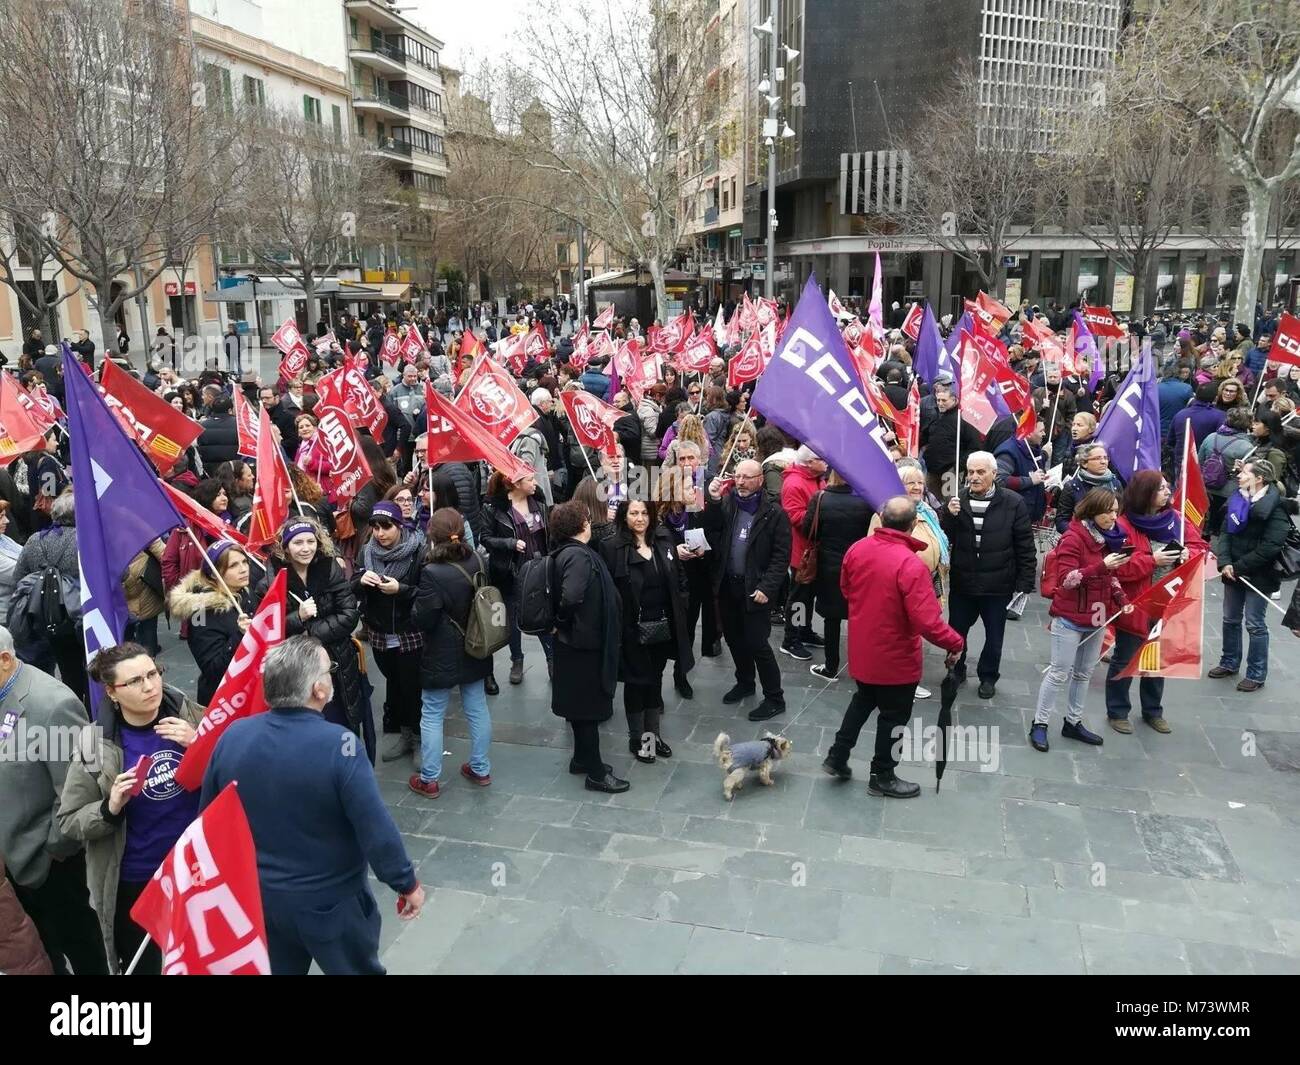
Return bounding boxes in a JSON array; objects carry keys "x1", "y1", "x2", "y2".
[{"x1": 726, "y1": 737, "x2": 779, "y2": 770}]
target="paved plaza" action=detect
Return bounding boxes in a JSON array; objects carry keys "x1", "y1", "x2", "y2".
[{"x1": 158, "y1": 581, "x2": 1300, "y2": 975}]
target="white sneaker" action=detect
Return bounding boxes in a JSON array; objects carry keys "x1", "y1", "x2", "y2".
[
  {"x1": 915, "y1": 685, "x2": 932, "y2": 699},
  {"x1": 810, "y1": 664, "x2": 839, "y2": 681}
]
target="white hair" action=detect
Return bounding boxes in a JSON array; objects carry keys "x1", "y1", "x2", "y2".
[
  {"x1": 966, "y1": 451, "x2": 997, "y2": 472},
  {"x1": 795, "y1": 444, "x2": 821, "y2": 465},
  {"x1": 0, "y1": 625, "x2": 13, "y2": 655},
  {"x1": 262, "y1": 636, "x2": 328, "y2": 708},
  {"x1": 530, "y1": 388, "x2": 552, "y2": 405}
]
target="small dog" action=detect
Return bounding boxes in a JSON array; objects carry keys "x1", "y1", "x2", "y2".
[{"x1": 713, "y1": 731, "x2": 793, "y2": 801}]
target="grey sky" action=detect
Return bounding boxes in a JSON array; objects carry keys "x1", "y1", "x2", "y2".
[{"x1": 410, "y1": 0, "x2": 531, "y2": 67}]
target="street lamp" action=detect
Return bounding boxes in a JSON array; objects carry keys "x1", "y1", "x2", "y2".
[{"x1": 756, "y1": 1, "x2": 789, "y2": 300}]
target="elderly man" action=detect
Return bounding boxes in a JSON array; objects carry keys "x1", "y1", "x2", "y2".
[
  {"x1": 202, "y1": 635, "x2": 424, "y2": 975},
  {"x1": 0, "y1": 626, "x2": 107, "y2": 974},
  {"x1": 824, "y1": 497, "x2": 965, "y2": 797},
  {"x1": 780, "y1": 444, "x2": 828, "y2": 660},
  {"x1": 704, "y1": 458, "x2": 792, "y2": 721},
  {"x1": 940, "y1": 451, "x2": 1036, "y2": 699},
  {"x1": 921, "y1": 380, "x2": 983, "y2": 501}
]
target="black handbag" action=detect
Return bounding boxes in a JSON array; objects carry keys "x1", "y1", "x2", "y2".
[
  {"x1": 636, "y1": 611, "x2": 671, "y2": 645},
  {"x1": 1274, "y1": 522, "x2": 1300, "y2": 583}
]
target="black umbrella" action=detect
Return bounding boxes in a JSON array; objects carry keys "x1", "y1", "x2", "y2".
[{"x1": 935, "y1": 669, "x2": 961, "y2": 792}]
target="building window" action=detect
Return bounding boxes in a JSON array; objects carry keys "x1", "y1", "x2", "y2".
[
  {"x1": 392, "y1": 127, "x2": 444, "y2": 156},
  {"x1": 303, "y1": 95, "x2": 322, "y2": 124},
  {"x1": 332, "y1": 104, "x2": 343, "y2": 142},
  {"x1": 242, "y1": 75, "x2": 265, "y2": 109},
  {"x1": 401, "y1": 37, "x2": 440, "y2": 71},
  {"x1": 203, "y1": 64, "x2": 233, "y2": 114},
  {"x1": 399, "y1": 171, "x2": 446, "y2": 194},
  {"x1": 356, "y1": 113, "x2": 366, "y2": 136}
]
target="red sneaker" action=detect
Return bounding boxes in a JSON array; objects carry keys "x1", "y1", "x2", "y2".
[
  {"x1": 460, "y1": 763, "x2": 491, "y2": 787},
  {"x1": 408, "y1": 775, "x2": 440, "y2": 799}
]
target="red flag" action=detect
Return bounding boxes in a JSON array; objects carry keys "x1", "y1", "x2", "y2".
[
  {"x1": 569, "y1": 333, "x2": 592, "y2": 373},
  {"x1": 499, "y1": 332, "x2": 528, "y2": 376},
  {"x1": 560, "y1": 388, "x2": 621, "y2": 457},
  {"x1": 0, "y1": 373, "x2": 52, "y2": 464},
  {"x1": 738, "y1": 293, "x2": 758, "y2": 333},
  {"x1": 969, "y1": 291, "x2": 1011, "y2": 334},
  {"x1": 1081, "y1": 304, "x2": 1125, "y2": 339},
  {"x1": 901, "y1": 302, "x2": 924, "y2": 341},
  {"x1": 592, "y1": 303, "x2": 615, "y2": 331},
  {"x1": 2, "y1": 372, "x2": 57, "y2": 433},
  {"x1": 271, "y1": 319, "x2": 312, "y2": 382},
  {"x1": 894, "y1": 380, "x2": 921, "y2": 457},
  {"x1": 380, "y1": 328, "x2": 402, "y2": 367},
  {"x1": 232, "y1": 389, "x2": 260, "y2": 459},
  {"x1": 957, "y1": 330, "x2": 999, "y2": 435},
  {"x1": 1116, "y1": 552, "x2": 1207, "y2": 679},
  {"x1": 460, "y1": 329, "x2": 487, "y2": 361},
  {"x1": 309, "y1": 406, "x2": 373, "y2": 506},
  {"x1": 677, "y1": 325, "x2": 718, "y2": 373},
  {"x1": 842, "y1": 318, "x2": 865, "y2": 349},
  {"x1": 399, "y1": 327, "x2": 426, "y2": 365},
  {"x1": 129, "y1": 782, "x2": 270, "y2": 974},
  {"x1": 755, "y1": 297, "x2": 779, "y2": 329},
  {"x1": 161, "y1": 481, "x2": 256, "y2": 556},
  {"x1": 247, "y1": 405, "x2": 289, "y2": 549},
  {"x1": 316, "y1": 361, "x2": 388, "y2": 441},
  {"x1": 175, "y1": 570, "x2": 286, "y2": 789},
  {"x1": 523, "y1": 322, "x2": 550, "y2": 363},
  {"x1": 423, "y1": 383, "x2": 534, "y2": 482},
  {"x1": 1013, "y1": 401, "x2": 1038, "y2": 442},
  {"x1": 454, "y1": 355, "x2": 539, "y2": 446},
  {"x1": 98, "y1": 359, "x2": 204, "y2": 472},
  {"x1": 1271, "y1": 311, "x2": 1300, "y2": 369},
  {"x1": 827, "y1": 289, "x2": 854, "y2": 322},
  {"x1": 1178, "y1": 424, "x2": 1210, "y2": 533},
  {"x1": 728, "y1": 334, "x2": 764, "y2": 389}
]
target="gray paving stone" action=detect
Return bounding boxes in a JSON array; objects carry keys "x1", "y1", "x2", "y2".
[
  {"x1": 757, "y1": 823, "x2": 845, "y2": 859},
  {"x1": 1080, "y1": 926, "x2": 1190, "y2": 975},
  {"x1": 838, "y1": 896, "x2": 941, "y2": 960},
  {"x1": 878, "y1": 955, "x2": 981, "y2": 974},
  {"x1": 1054, "y1": 862, "x2": 1197, "y2": 904},
  {"x1": 381, "y1": 889, "x2": 487, "y2": 974},
  {"x1": 601, "y1": 832, "x2": 733, "y2": 874},
  {"x1": 995, "y1": 745, "x2": 1082, "y2": 783},
  {"x1": 676, "y1": 927, "x2": 785, "y2": 974},
  {"x1": 745, "y1": 881, "x2": 845, "y2": 944},
  {"x1": 720, "y1": 770, "x2": 815, "y2": 827},
  {"x1": 880, "y1": 795, "x2": 1006, "y2": 855},
  {"x1": 963, "y1": 855, "x2": 1060, "y2": 887},
  {"x1": 431, "y1": 897, "x2": 568, "y2": 974},
  {"x1": 1248, "y1": 950, "x2": 1300, "y2": 974},
  {"x1": 800, "y1": 781, "x2": 886, "y2": 838},
  {"x1": 1148, "y1": 793, "x2": 1282, "y2": 825},
  {"x1": 1074, "y1": 757, "x2": 1197, "y2": 795},
  {"x1": 425, "y1": 811, "x2": 540, "y2": 850},
  {"x1": 1004, "y1": 800, "x2": 1090, "y2": 862},
  {"x1": 1027, "y1": 886, "x2": 1127, "y2": 929},
  {"x1": 1186, "y1": 880, "x2": 1300, "y2": 921},
  {"x1": 418, "y1": 840, "x2": 550, "y2": 898},
  {"x1": 571, "y1": 803, "x2": 667, "y2": 836},
  {"x1": 1136, "y1": 813, "x2": 1242, "y2": 882},
  {"x1": 838, "y1": 835, "x2": 965, "y2": 876},
  {"x1": 1084, "y1": 808, "x2": 1156, "y2": 873},
  {"x1": 523, "y1": 855, "x2": 626, "y2": 909},
  {"x1": 499, "y1": 795, "x2": 582, "y2": 824},
  {"x1": 527, "y1": 824, "x2": 614, "y2": 858},
  {"x1": 673, "y1": 815, "x2": 765, "y2": 849},
  {"x1": 928, "y1": 909, "x2": 1087, "y2": 974},
  {"x1": 1031, "y1": 779, "x2": 1154, "y2": 813},
  {"x1": 1183, "y1": 941, "x2": 1254, "y2": 975},
  {"x1": 604, "y1": 865, "x2": 757, "y2": 932},
  {"x1": 780, "y1": 939, "x2": 882, "y2": 974},
  {"x1": 1121, "y1": 899, "x2": 1284, "y2": 952},
  {"x1": 720, "y1": 849, "x2": 809, "y2": 884},
  {"x1": 519, "y1": 908, "x2": 695, "y2": 975},
  {"x1": 1218, "y1": 821, "x2": 1300, "y2": 886},
  {"x1": 890, "y1": 869, "x2": 1029, "y2": 917},
  {"x1": 803, "y1": 860, "x2": 892, "y2": 898}
]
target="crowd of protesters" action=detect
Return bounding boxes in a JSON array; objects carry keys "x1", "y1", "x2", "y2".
[{"x1": 2, "y1": 291, "x2": 1300, "y2": 975}]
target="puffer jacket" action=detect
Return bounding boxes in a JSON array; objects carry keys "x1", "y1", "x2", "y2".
[
  {"x1": 942, "y1": 488, "x2": 1036, "y2": 598},
  {"x1": 1047, "y1": 518, "x2": 1128, "y2": 627},
  {"x1": 168, "y1": 573, "x2": 254, "y2": 706},
  {"x1": 12, "y1": 524, "x2": 79, "y2": 587},
  {"x1": 509, "y1": 427, "x2": 553, "y2": 505},
  {"x1": 410, "y1": 551, "x2": 493, "y2": 689},
  {"x1": 761, "y1": 448, "x2": 798, "y2": 503},
  {"x1": 123, "y1": 540, "x2": 167, "y2": 623},
  {"x1": 637, "y1": 398, "x2": 662, "y2": 464},
  {"x1": 1215, "y1": 486, "x2": 1296, "y2": 597},
  {"x1": 781, "y1": 463, "x2": 825, "y2": 574},
  {"x1": 196, "y1": 412, "x2": 239, "y2": 469},
  {"x1": 56, "y1": 686, "x2": 206, "y2": 973},
  {"x1": 434, "y1": 462, "x2": 483, "y2": 542}
]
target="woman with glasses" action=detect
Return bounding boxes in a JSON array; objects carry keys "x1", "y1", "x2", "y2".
[
  {"x1": 57, "y1": 643, "x2": 205, "y2": 973},
  {"x1": 167, "y1": 540, "x2": 253, "y2": 706},
  {"x1": 256, "y1": 517, "x2": 365, "y2": 748},
  {"x1": 354, "y1": 502, "x2": 425, "y2": 764},
  {"x1": 384, "y1": 484, "x2": 418, "y2": 530}
]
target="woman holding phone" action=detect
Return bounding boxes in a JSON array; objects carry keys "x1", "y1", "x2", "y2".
[
  {"x1": 1031, "y1": 488, "x2": 1132, "y2": 753},
  {"x1": 57, "y1": 644, "x2": 205, "y2": 974}
]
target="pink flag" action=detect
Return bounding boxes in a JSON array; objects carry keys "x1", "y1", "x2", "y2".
[{"x1": 868, "y1": 252, "x2": 884, "y2": 336}]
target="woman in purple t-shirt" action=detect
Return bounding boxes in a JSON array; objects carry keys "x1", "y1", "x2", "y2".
[{"x1": 57, "y1": 644, "x2": 206, "y2": 974}]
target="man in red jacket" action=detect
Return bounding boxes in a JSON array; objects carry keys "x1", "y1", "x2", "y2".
[{"x1": 823, "y1": 496, "x2": 965, "y2": 798}]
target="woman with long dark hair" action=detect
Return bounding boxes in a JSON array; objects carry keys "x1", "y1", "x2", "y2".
[{"x1": 481, "y1": 469, "x2": 552, "y2": 686}]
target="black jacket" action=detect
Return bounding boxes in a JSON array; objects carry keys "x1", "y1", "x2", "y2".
[
  {"x1": 921, "y1": 407, "x2": 983, "y2": 477},
  {"x1": 169, "y1": 576, "x2": 254, "y2": 706},
  {"x1": 482, "y1": 489, "x2": 548, "y2": 591},
  {"x1": 703, "y1": 490, "x2": 791, "y2": 607},
  {"x1": 599, "y1": 525, "x2": 695, "y2": 682},
  {"x1": 941, "y1": 487, "x2": 1036, "y2": 597},
  {"x1": 270, "y1": 397, "x2": 303, "y2": 460},
  {"x1": 351, "y1": 534, "x2": 423, "y2": 636},
  {"x1": 435, "y1": 462, "x2": 482, "y2": 542},
  {"x1": 1055, "y1": 469, "x2": 1122, "y2": 533},
  {"x1": 1218, "y1": 487, "x2": 1296, "y2": 596},
  {"x1": 196, "y1": 413, "x2": 240, "y2": 470},
  {"x1": 410, "y1": 553, "x2": 494, "y2": 689},
  {"x1": 803, "y1": 485, "x2": 874, "y2": 620},
  {"x1": 72, "y1": 339, "x2": 95, "y2": 368}
]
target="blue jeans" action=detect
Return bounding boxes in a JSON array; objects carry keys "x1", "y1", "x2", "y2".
[
  {"x1": 1219, "y1": 580, "x2": 1270, "y2": 682},
  {"x1": 418, "y1": 679, "x2": 491, "y2": 784},
  {"x1": 1035, "y1": 617, "x2": 1103, "y2": 726},
  {"x1": 506, "y1": 586, "x2": 554, "y2": 664}
]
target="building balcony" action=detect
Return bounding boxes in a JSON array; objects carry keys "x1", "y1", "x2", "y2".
[
  {"x1": 349, "y1": 34, "x2": 405, "y2": 75},
  {"x1": 352, "y1": 87, "x2": 409, "y2": 118},
  {"x1": 365, "y1": 137, "x2": 413, "y2": 161},
  {"x1": 345, "y1": 0, "x2": 407, "y2": 30}
]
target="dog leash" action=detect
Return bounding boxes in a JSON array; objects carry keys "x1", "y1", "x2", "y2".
[{"x1": 768, "y1": 663, "x2": 846, "y2": 739}]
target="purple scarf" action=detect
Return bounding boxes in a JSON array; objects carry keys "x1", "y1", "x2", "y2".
[
  {"x1": 1125, "y1": 507, "x2": 1180, "y2": 542},
  {"x1": 1225, "y1": 491, "x2": 1253, "y2": 536},
  {"x1": 1086, "y1": 519, "x2": 1129, "y2": 551},
  {"x1": 735, "y1": 490, "x2": 761, "y2": 514}
]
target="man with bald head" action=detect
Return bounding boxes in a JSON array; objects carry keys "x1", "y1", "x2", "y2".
[
  {"x1": 826, "y1": 496, "x2": 965, "y2": 797},
  {"x1": 704, "y1": 458, "x2": 792, "y2": 721}
]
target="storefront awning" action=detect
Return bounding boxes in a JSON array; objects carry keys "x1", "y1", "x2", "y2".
[{"x1": 204, "y1": 277, "x2": 387, "y2": 302}]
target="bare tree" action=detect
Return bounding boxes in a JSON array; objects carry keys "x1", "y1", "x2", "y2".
[
  {"x1": 0, "y1": 0, "x2": 245, "y2": 353},
  {"x1": 0, "y1": 210, "x2": 81, "y2": 344},
  {"x1": 1058, "y1": 58, "x2": 1200, "y2": 319},
  {"x1": 1132, "y1": 0, "x2": 1300, "y2": 324},
  {"x1": 888, "y1": 61, "x2": 1067, "y2": 296},
  {"x1": 512, "y1": 0, "x2": 717, "y2": 321},
  {"x1": 228, "y1": 105, "x2": 407, "y2": 332}
]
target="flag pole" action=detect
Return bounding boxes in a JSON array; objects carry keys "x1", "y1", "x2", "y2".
[
  {"x1": 580, "y1": 444, "x2": 601, "y2": 486},
  {"x1": 1249, "y1": 363, "x2": 1270, "y2": 412},
  {"x1": 716, "y1": 409, "x2": 755, "y2": 477},
  {"x1": 276, "y1": 445, "x2": 304, "y2": 515},
  {"x1": 1179, "y1": 423, "x2": 1190, "y2": 547},
  {"x1": 1045, "y1": 383, "x2": 1063, "y2": 452},
  {"x1": 952, "y1": 405, "x2": 963, "y2": 500},
  {"x1": 1238, "y1": 576, "x2": 1291, "y2": 617},
  {"x1": 184, "y1": 527, "x2": 246, "y2": 616},
  {"x1": 123, "y1": 934, "x2": 152, "y2": 976}
]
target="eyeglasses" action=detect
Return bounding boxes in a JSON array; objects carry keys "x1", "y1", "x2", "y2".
[{"x1": 111, "y1": 667, "x2": 164, "y2": 692}]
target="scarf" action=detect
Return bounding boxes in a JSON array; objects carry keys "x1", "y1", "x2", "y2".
[
  {"x1": 1224, "y1": 489, "x2": 1254, "y2": 536},
  {"x1": 664, "y1": 507, "x2": 688, "y2": 533},
  {"x1": 1125, "y1": 507, "x2": 1181, "y2": 542},
  {"x1": 1076, "y1": 466, "x2": 1118, "y2": 489},
  {"x1": 1085, "y1": 519, "x2": 1128, "y2": 551},
  {"x1": 916, "y1": 499, "x2": 950, "y2": 565},
  {"x1": 360, "y1": 528, "x2": 423, "y2": 577},
  {"x1": 735, "y1": 490, "x2": 761, "y2": 514}
]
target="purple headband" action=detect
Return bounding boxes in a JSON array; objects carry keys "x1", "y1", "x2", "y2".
[
  {"x1": 369, "y1": 501, "x2": 403, "y2": 525},
  {"x1": 281, "y1": 519, "x2": 316, "y2": 546},
  {"x1": 206, "y1": 540, "x2": 240, "y2": 568}
]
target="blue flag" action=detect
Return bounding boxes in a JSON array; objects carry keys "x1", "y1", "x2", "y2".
[
  {"x1": 753, "y1": 275, "x2": 904, "y2": 512},
  {"x1": 1094, "y1": 347, "x2": 1160, "y2": 482},
  {"x1": 64, "y1": 352, "x2": 182, "y2": 714}
]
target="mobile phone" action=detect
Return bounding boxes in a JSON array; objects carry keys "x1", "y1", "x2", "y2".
[
  {"x1": 396, "y1": 895, "x2": 408, "y2": 915},
  {"x1": 1164, "y1": 540, "x2": 1183, "y2": 554},
  {"x1": 1113, "y1": 545, "x2": 1136, "y2": 558},
  {"x1": 128, "y1": 754, "x2": 150, "y2": 797}
]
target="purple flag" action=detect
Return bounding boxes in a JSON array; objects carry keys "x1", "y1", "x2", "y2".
[
  {"x1": 1071, "y1": 309, "x2": 1105, "y2": 393},
  {"x1": 752, "y1": 275, "x2": 904, "y2": 511},
  {"x1": 1094, "y1": 347, "x2": 1161, "y2": 482},
  {"x1": 64, "y1": 352, "x2": 183, "y2": 715},
  {"x1": 913, "y1": 303, "x2": 945, "y2": 386}
]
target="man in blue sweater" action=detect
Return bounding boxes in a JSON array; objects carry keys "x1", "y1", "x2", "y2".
[{"x1": 201, "y1": 636, "x2": 424, "y2": 975}]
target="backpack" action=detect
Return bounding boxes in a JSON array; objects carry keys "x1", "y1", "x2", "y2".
[
  {"x1": 1202, "y1": 435, "x2": 1232, "y2": 491},
  {"x1": 446, "y1": 562, "x2": 509, "y2": 660},
  {"x1": 517, "y1": 555, "x2": 557, "y2": 635},
  {"x1": 1039, "y1": 541, "x2": 1064, "y2": 599},
  {"x1": 7, "y1": 567, "x2": 81, "y2": 642}
]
